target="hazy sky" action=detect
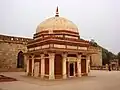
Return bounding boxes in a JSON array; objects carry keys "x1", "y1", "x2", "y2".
[{"x1": 0, "y1": 0, "x2": 120, "y2": 54}]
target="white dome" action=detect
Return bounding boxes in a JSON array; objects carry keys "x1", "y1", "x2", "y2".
[{"x1": 36, "y1": 16, "x2": 78, "y2": 33}]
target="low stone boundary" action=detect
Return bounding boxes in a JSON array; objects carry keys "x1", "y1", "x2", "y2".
[
  {"x1": 91, "y1": 66, "x2": 106, "y2": 70},
  {"x1": 91, "y1": 66, "x2": 120, "y2": 71}
]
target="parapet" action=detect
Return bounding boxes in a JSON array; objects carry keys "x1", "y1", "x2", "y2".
[{"x1": 0, "y1": 34, "x2": 33, "y2": 44}]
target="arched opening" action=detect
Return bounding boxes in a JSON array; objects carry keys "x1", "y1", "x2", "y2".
[
  {"x1": 17, "y1": 51, "x2": 24, "y2": 68},
  {"x1": 70, "y1": 63, "x2": 74, "y2": 76}
]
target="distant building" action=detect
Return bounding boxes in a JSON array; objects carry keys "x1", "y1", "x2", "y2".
[{"x1": 110, "y1": 59, "x2": 119, "y2": 70}]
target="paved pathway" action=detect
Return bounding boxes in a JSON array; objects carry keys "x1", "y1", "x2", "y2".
[{"x1": 0, "y1": 70, "x2": 120, "y2": 90}]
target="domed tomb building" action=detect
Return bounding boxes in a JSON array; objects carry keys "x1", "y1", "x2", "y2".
[{"x1": 25, "y1": 7, "x2": 98, "y2": 79}]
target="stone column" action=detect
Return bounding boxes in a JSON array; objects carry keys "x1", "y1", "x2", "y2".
[
  {"x1": 32, "y1": 55, "x2": 34, "y2": 76},
  {"x1": 34, "y1": 62, "x2": 39, "y2": 77},
  {"x1": 25, "y1": 55, "x2": 29, "y2": 75},
  {"x1": 77, "y1": 54, "x2": 81, "y2": 77},
  {"x1": 88, "y1": 59, "x2": 90, "y2": 73},
  {"x1": 41, "y1": 54, "x2": 45, "y2": 78},
  {"x1": 49, "y1": 53, "x2": 55, "y2": 80},
  {"x1": 86, "y1": 55, "x2": 90, "y2": 74},
  {"x1": 62, "y1": 53, "x2": 67, "y2": 79}
]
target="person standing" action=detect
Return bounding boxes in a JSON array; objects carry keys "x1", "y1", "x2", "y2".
[{"x1": 108, "y1": 64, "x2": 111, "y2": 71}]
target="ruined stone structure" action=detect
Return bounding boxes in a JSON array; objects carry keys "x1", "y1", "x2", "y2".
[
  {"x1": 110, "y1": 59, "x2": 119, "y2": 70},
  {"x1": 90, "y1": 46, "x2": 102, "y2": 66},
  {"x1": 0, "y1": 34, "x2": 32, "y2": 71}
]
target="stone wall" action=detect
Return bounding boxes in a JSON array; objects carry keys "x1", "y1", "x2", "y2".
[
  {"x1": 91, "y1": 47, "x2": 102, "y2": 66},
  {"x1": 0, "y1": 34, "x2": 32, "y2": 71}
]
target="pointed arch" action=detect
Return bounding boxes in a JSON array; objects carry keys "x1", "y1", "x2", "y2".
[{"x1": 17, "y1": 51, "x2": 24, "y2": 68}]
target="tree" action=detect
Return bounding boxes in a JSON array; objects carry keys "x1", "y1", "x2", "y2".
[
  {"x1": 102, "y1": 49, "x2": 116, "y2": 65},
  {"x1": 102, "y1": 48, "x2": 109, "y2": 65},
  {"x1": 107, "y1": 52, "x2": 113, "y2": 64},
  {"x1": 90, "y1": 39, "x2": 98, "y2": 47},
  {"x1": 117, "y1": 52, "x2": 120, "y2": 66}
]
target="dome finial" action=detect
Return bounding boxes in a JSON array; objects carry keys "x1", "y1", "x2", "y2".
[{"x1": 55, "y1": 6, "x2": 59, "y2": 17}]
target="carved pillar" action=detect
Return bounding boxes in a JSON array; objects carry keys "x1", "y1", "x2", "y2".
[
  {"x1": 86, "y1": 55, "x2": 90, "y2": 74},
  {"x1": 62, "y1": 53, "x2": 67, "y2": 79},
  {"x1": 77, "y1": 54, "x2": 81, "y2": 77},
  {"x1": 25, "y1": 55, "x2": 29, "y2": 75},
  {"x1": 41, "y1": 54, "x2": 45, "y2": 78},
  {"x1": 32, "y1": 55, "x2": 34, "y2": 76},
  {"x1": 49, "y1": 53, "x2": 55, "y2": 80}
]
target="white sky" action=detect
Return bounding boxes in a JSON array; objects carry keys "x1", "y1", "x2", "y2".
[{"x1": 0, "y1": 0, "x2": 120, "y2": 54}]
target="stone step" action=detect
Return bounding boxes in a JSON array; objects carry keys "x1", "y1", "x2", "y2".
[{"x1": 0, "y1": 68, "x2": 25, "y2": 72}]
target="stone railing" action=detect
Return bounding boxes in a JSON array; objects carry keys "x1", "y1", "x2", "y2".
[{"x1": 87, "y1": 46, "x2": 102, "y2": 54}]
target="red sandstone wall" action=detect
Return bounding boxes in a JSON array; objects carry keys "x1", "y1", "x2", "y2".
[
  {"x1": 45, "y1": 58, "x2": 49, "y2": 75},
  {"x1": 81, "y1": 59, "x2": 86, "y2": 74},
  {"x1": 29, "y1": 59, "x2": 32, "y2": 75},
  {"x1": 54, "y1": 54, "x2": 62, "y2": 78}
]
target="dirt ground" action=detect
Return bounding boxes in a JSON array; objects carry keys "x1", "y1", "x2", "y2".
[{"x1": 0, "y1": 70, "x2": 120, "y2": 90}]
